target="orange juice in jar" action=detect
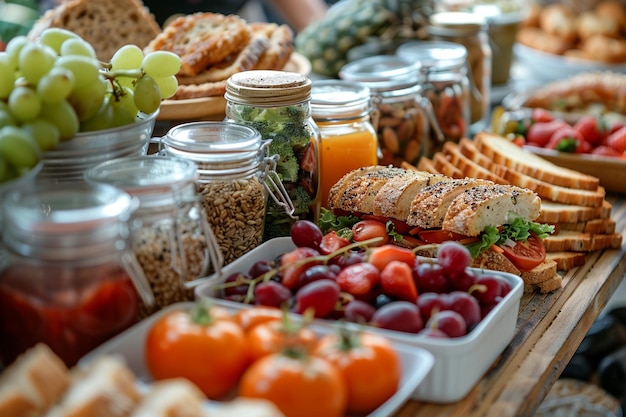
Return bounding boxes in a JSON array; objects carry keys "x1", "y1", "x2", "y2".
[{"x1": 311, "y1": 80, "x2": 378, "y2": 208}]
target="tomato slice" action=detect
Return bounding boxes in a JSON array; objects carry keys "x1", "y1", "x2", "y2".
[
  {"x1": 499, "y1": 232, "x2": 546, "y2": 272},
  {"x1": 417, "y1": 229, "x2": 470, "y2": 244}
]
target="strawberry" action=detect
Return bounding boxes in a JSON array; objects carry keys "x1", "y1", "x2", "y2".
[
  {"x1": 546, "y1": 126, "x2": 584, "y2": 152},
  {"x1": 607, "y1": 125, "x2": 626, "y2": 153},
  {"x1": 525, "y1": 120, "x2": 569, "y2": 147},
  {"x1": 591, "y1": 145, "x2": 622, "y2": 158},
  {"x1": 367, "y1": 244, "x2": 416, "y2": 271},
  {"x1": 380, "y1": 261, "x2": 418, "y2": 302},
  {"x1": 575, "y1": 139, "x2": 593, "y2": 154},
  {"x1": 573, "y1": 115, "x2": 607, "y2": 146},
  {"x1": 351, "y1": 219, "x2": 389, "y2": 246},
  {"x1": 531, "y1": 108, "x2": 555, "y2": 123},
  {"x1": 336, "y1": 262, "x2": 380, "y2": 296}
]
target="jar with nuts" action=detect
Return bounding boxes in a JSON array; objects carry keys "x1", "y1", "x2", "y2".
[
  {"x1": 397, "y1": 40, "x2": 472, "y2": 150},
  {"x1": 84, "y1": 156, "x2": 223, "y2": 319},
  {"x1": 158, "y1": 121, "x2": 292, "y2": 267},
  {"x1": 427, "y1": 12, "x2": 492, "y2": 132},
  {"x1": 339, "y1": 55, "x2": 444, "y2": 166},
  {"x1": 310, "y1": 80, "x2": 379, "y2": 208}
]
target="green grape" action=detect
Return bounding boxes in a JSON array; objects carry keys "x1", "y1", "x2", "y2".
[
  {"x1": 39, "y1": 28, "x2": 80, "y2": 55},
  {"x1": 0, "y1": 110, "x2": 17, "y2": 128},
  {"x1": 22, "y1": 118, "x2": 60, "y2": 152},
  {"x1": 56, "y1": 55, "x2": 101, "y2": 89},
  {"x1": 18, "y1": 43, "x2": 56, "y2": 85},
  {"x1": 115, "y1": 86, "x2": 139, "y2": 117},
  {"x1": 0, "y1": 126, "x2": 40, "y2": 170},
  {"x1": 67, "y1": 78, "x2": 107, "y2": 121},
  {"x1": 5, "y1": 36, "x2": 28, "y2": 69},
  {"x1": 37, "y1": 66, "x2": 75, "y2": 103},
  {"x1": 141, "y1": 51, "x2": 182, "y2": 78},
  {"x1": 8, "y1": 86, "x2": 41, "y2": 122},
  {"x1": 110, "y1": 99, "x2": 137, "y2": 128},
  {"x1": 111, "y1": 44, "x2": 144, "y2": 70},
  {"x1": 153, "y1": 75, "x2": 178, "y2": 99},
  {"x1": 40, "y1": 100, "x2": 79, "y2": 140},
  {"x1": 60, "y1": 38, "x2": 97, "y2": 58},
  {"x1": 133, "y1": 75, "x2": 161, "y2": 114},
  {"x1": 0, "y1": 55, "x2": 14, "y2": 99},
  {"x1": 80, "y1": 95, "x2": 114, "y2": 132},
  {"x1": 0, "y1": 154, "x2": 8, "y2": 182}
]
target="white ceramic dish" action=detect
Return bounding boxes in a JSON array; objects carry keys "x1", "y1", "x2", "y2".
[
  {"x1": 80, "y1": 301, "x2": 434, "y2": 417},
  {"x1": 194, "y1": 237, "x2": 524, "y2": 403},
  {"x1": 513, "y1": 43, "x2": 626, "y2": 82}
]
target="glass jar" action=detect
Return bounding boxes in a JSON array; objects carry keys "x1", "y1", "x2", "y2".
[
  {"x1": 159, "y1": 121, "x2": 291, "y2": 265},
  {"x1": 0, "y1": 183, "x2": 152, "y2": 367},
  {"x1": 310, "y1": 80, "x2": 378, "y2": 209},
  {"x1": 224, "y1": 70, "x2": 320, "y2": 240},
  {"x1": 339, "y1": 55, "x2": 443, "y2": 164},
  {"x1": 84, "y1": 156, "x2": 223, "y2": 319},
  {"x1": 396, "y1": 40, "x2": 471, "y2": 150},
  {"x1": 427, "y1": 11, "x2": 492, "y2": 132}
]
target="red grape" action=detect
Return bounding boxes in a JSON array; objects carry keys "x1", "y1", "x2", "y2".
[
  {"x1": 254, "y1": 280, "x2": 292, "y2": 308},
  {"x1": 344, "y1": 299, "x2": 376, "y2": 323},
  {"x1": 416, "y1": 292, "x2": 446, "y2": 322},
  {"x1": 248, "y1": 259, "x2": 275, "y2": 279},
  {"x1": 294, "y1": 279, "x2": 340, "y2": 318},
  {"x1": 427, "y1": 310, "x2": 467, "y2": 337},
  {"x1": 443, "y1": 291, "x2": 482, "y2": 329},
  {"x1": 298, "y1": 264, "x2": 338, "y2": 288},
  {"x1": 469, "y1": 276, "x2": 503, "y2": 305},
  {"x1": 371, "y1": 301, "x2": 424, "y2": 333},
  {"x1": 280, "y1": 247, "x2": 322, "y2": 290},
  {"x1": 437, "y1": 241, "x2": 471, "y2": 275},
  {"x1": 221, "y1": 272, "x2": 251, "y2": 299},
  {"x1": 447, "y1": 269, "x2": 477, "y2": 292},
  {"x1": 290, "y1": 220, "x2": 323, "y2": 250},
  {"x1": 413, "y1": 262, "x2": 450, "y2": 293}
]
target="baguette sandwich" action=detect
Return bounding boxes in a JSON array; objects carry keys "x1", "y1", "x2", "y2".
[{"x1": 322, "y1": 166, "x2": 558, "y2": 285}]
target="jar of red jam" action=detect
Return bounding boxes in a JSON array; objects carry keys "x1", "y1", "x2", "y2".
[{"x1": 0, "y1": 183, "x2": 153, "y2": 367}]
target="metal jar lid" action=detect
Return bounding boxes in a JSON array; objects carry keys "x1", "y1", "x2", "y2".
[
  {"x1": 311, "y1": 80, "x2": 372, "y2": 121},
  {"x1": 339, "y1": 55, "x2": 421, "y2": 92},
  {"x1": 428, "y1": 11, "x2": 487, "y2": 36},
  {"x1": 225, "y1": 70, "x2": 312, "y2": 106},
  {"x1": 396, "y1": 40, "x2": 467, "y2": 71}
]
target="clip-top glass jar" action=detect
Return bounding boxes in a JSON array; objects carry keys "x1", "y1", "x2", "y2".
[
  {"x1": 426, "y1": 12, "x2": 492, "y2": 132},
  {"x1": 224, "y1": 70, "x2": 320, "y2": 240},
  {"x1": 396, "y1": 40, "x2": 471, "y2": 150},
  {"x1": 159, "y1": 121, "x2": 292, "y2": 265},
  {"x1": 339, "y1": 55, "x2": 444, "y2": 165},
  {"x1": 311, "y1": 80, "x2": 378, "y2": 209},
  {"x1": 0, "y1": 183, "x2": 152, "y2": 367},
  {"x1": 84, "y1": 156, "x2": 223, "y2": 318}
]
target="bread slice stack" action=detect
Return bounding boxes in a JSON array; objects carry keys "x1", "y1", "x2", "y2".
[{"x1": 413, "y1": 132, "x2": 623, "y2": 289}]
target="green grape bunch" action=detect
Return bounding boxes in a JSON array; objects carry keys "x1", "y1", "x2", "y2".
[{"x1": 0, "y1": 28, "x2": 182, "y2": 185}]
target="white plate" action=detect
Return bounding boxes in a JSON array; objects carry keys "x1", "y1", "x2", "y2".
[
  {"x1": 514, "y1": 43, "x2": 626, "y2": 82},
  {"x1": 80, "y1": 301, "x2": 434, "y2": 417},
  {"x1": 194, "y1": 237, "x2": 524, "y2": 403}
]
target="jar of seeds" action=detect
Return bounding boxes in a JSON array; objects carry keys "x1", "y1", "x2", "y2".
[
  {"x1": 158, "y1": 121, "x2": 292, "y2": 266},
  {"x1": 84, "y1": 156, "x2": 222, "y2": 318}
]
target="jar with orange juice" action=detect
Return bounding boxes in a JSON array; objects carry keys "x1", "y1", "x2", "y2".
[{"x1": 311, "y1": 80, "x2": 378, "y2": 209}]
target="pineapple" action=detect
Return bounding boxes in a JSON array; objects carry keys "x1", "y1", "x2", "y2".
[{"x1": 295, "y1": 0, "x2": 430, "y2": 77}]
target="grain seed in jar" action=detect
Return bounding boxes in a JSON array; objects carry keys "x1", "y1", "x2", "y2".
[
  {"x1": 159, "y1": 122, "x2": 292, "y2": 265},
  {"x1": 84, "y1": 156, "x2": 222, "y2": 319}
]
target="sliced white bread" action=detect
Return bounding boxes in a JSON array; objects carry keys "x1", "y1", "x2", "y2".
[
  {"x1": 406, "y1": 178, "x2": 495, "y2": 228},
  {"x1": 537, "y1": 201, "x2": 612, "y2": 224},
  {"x1": 545, "y1": 251, "x2": 587, "y2": 271},
  {"x1": 441, "y1": 141, "x2": 509, "y2": 184},
  {"x1": 412, "y1": 157, "x2": 441, "y2": 175},
  {"x1": 474, "y1": 132, "x2": 600, "y2": 191},
  {"x1": 557, "y1": 218, "x2": 617, "y2": 234},
  {"x1": 131, "y1": 379, "x2": 206, "y2": 417},
  {"x1": 327, "y1": 165, "x2": 388, "y2": 211},
  {"x1": 53, "y1": 355, "x2": 141, "y2": 417},
  {"x1": 543, "y1": 230, "x2": 623, "y2": 252},
  {"x1": 441, "y1": 184, "x2": 541, "y2": 236},
  {"x1": 524, "y1": 273, "x2": 563, "y2": 293},
  {"x1": 0, "y1": 344, "x2": 70, "y2": 417},
  {"x1": 431, "y1": 152, "x2": 464, "y2": 179},
  {"x1": 373, "y1": 171, "x2": 450, "y2": 220}
]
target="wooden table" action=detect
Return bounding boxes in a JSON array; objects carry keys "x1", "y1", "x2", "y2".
[{"x1": 395, "y1": 195, "x2": 626, "y2": 417}]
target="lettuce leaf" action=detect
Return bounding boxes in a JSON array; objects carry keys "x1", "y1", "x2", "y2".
[{"x1": 318, "y1": 208, "x2": 359, "y2": 237}]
